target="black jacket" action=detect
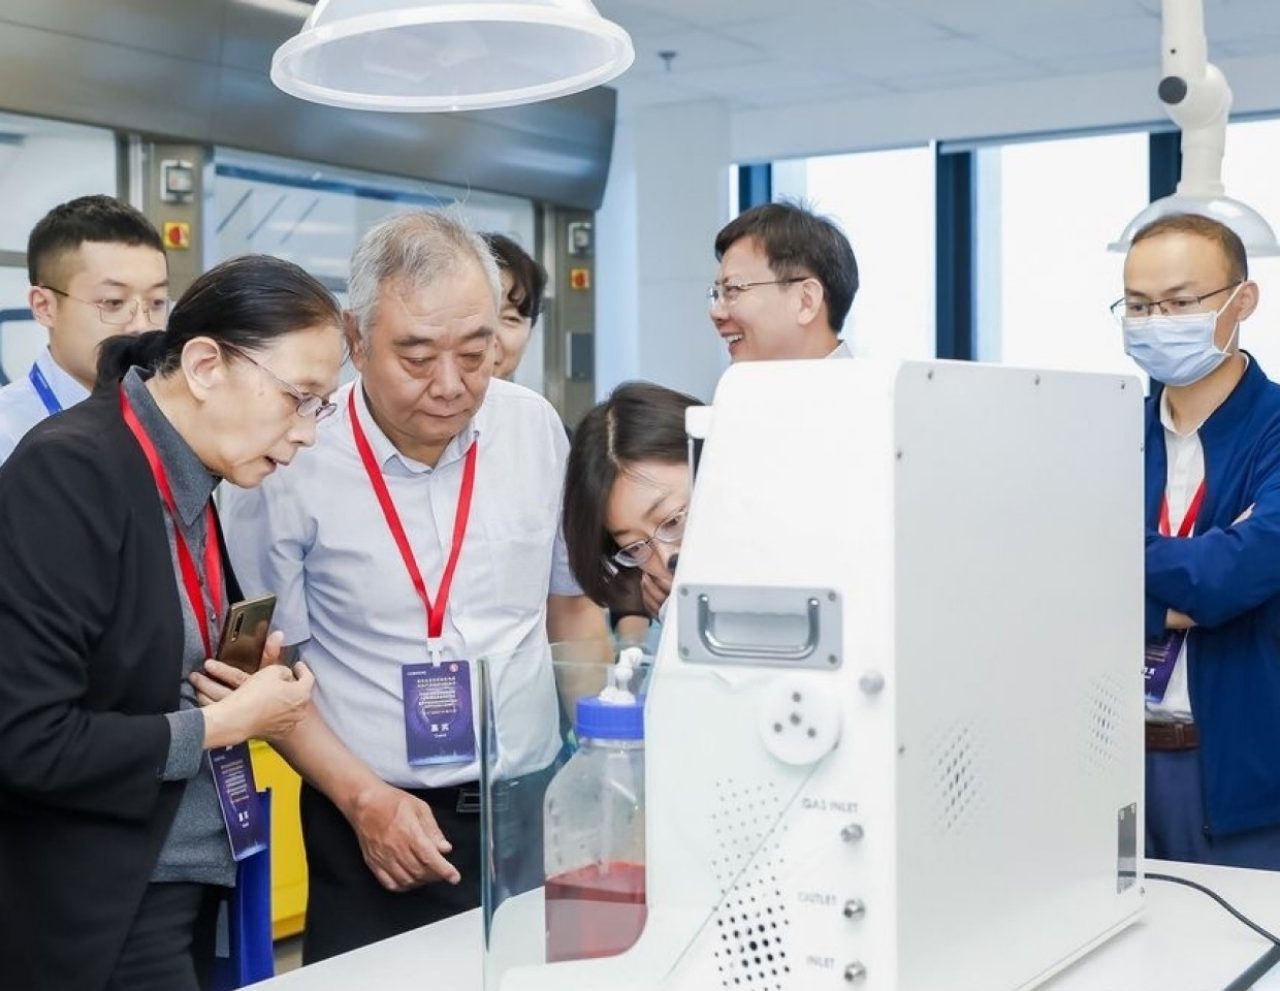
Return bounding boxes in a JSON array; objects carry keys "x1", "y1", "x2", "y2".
[{"x1": 0, "y1": 386, "x2": 239, "y2": 991}]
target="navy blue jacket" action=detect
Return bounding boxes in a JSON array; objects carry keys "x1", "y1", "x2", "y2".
[{"x1": 1145, "y1": 354, "x2": 1280, "y2": 836}]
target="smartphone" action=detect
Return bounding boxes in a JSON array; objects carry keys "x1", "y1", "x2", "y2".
[{"x1": 215, "y1": 594, "x2": 277, "y2": 675}]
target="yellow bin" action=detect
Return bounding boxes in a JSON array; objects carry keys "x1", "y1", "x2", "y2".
[{"x1": 249, "y1": 741, "x2": 309, "y2": 940}]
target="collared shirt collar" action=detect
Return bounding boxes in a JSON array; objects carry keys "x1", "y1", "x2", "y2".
[
  {"x1": 122, "y1": 367, "x2": 218, "y2": 526},
  {"x1": 351, "y1": 379, "x2": 482, "y2": 478},
  {"x1": 35, "y1": 347, "x2": 90, "y2": 409}
]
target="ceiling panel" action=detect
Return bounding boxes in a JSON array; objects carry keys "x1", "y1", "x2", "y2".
[
  {"x1": 970, "y1": 12, "x2": 1159, "y2": 63},
  {"x1": 836, "y1": 36, "x2": 1042, "y2": 83},
  {"x1": 615, "y1": 0, "x2": 851, "y2": 29},
  {"x1": 597, "y1": 0, "x2": 1278, "y2": 113},
  {"x1": 592, "y1": 0, "x2": 700, "y2": 39},
  {"x1": 622, "y1": 27, "x2": 769, "y2": 79}
]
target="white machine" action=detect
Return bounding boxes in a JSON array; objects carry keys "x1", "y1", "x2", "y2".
[{"x1": 489, "y1": 358, "x2": 1146, "y2": 990}]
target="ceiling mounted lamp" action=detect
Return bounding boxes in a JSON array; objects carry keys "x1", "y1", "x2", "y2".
[
  {"x1": 271, "y1": 0, "x2": 635, "y2": 113},
  {"x1": 1110, "y1": 0, "x2": 1279, "y2": 255}
]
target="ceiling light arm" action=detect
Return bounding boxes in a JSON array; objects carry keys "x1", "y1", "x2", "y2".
[{"x1": 1159, "y1": 0, "x2": 1229, "y2": 198}]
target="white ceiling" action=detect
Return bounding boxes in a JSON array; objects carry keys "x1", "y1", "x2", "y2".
[{"x1": 594, "y1": 0, "x2": 1280, "y2": 114}]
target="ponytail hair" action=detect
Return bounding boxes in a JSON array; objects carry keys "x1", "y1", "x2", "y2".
[
  {"x1": 96, "y1": 254, "x2": 341, "y2": 387},
  {"x1": 97, "y1": 330, "x2": 170, "y2": 384}
]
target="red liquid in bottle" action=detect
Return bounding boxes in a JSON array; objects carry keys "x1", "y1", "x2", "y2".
[{"x1": 545, "y1": 861, "x2": 648, "y2": 963}]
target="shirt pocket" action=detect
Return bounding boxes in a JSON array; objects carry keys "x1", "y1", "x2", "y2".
[{"x1": 457, "y1": 509, "x2": 556, "y2": 619}]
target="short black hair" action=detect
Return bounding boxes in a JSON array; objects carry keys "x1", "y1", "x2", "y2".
[
  {"x1": 563, "y1": 381, "x2": 702, "y2": 608},
  {"x1": 483, "y1": 233, "x2": 546, "y2": 325},
  {"x1": 714, "y1": 200, "x2": 859, "y2": 332},
  {"x1": 27, "y1": 194, "x2": 165, "y2": 287},
  {"x1": 97, "y1": 254, "x2": 342, "y2": 386}
]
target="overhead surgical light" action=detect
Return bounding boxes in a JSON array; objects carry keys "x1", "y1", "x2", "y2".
[
  {"x1": 270, "y1": 0, "x2": 635, "y2": 113},
  {"x1": 1110, "y1": 0, "x2": 1279, "y2": 255}
]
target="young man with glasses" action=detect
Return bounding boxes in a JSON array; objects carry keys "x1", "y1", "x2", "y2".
[
  {"x1": 0, "y1": 194, "x2": 167, "y2": 464},
  {"x1": 1118, "y1": 212, "x2": 1280, "y2": 869},
  {"x1": 709, "y1": 201, "x2": 858, "y2": 363}
]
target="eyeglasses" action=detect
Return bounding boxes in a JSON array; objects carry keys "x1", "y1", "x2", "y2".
[
  {"x1": 41, "y1": 285, "x2": 170, "y2": 327},
  {"x1": 612, "y1": 508, "x2": 687, "y2": 568},
  {"x1": 223, "y1": 344, "x2": 337, "y2": 421},
  {"x1": 1109, "y1": 282, "x2": 1242, "y2": 321},
  {"x1": 707, "y1": 277, "x2": 807, "y2": 307}
]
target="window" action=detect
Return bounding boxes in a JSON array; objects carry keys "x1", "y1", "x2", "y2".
[
  {"x1": 1221, "y1": 117, "x2": 1280, "y2": 376},
  {"x1": 773, "y1": 146, "x2": 936, "y2": 361},
  {"x1": 0, "y1": 111, "x2": 116, "y2": 385},
  {"x1": 974, "y1": 132, "x2": 1148, "y2": 378},
  {"x1": 210, "y1": 150, "x2": 539, "y2": 390}
]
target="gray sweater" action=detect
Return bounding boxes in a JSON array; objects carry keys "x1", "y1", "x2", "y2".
[{"x1": 123, "y1": 369, "x2": 236, "y2": 887}]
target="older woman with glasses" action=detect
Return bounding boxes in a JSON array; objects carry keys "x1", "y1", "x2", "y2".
[
  {"x1": 0, "y1": 254, "x2": 345, "y2": 991},
  {"x1": 562, "y1": 382, "x2": 702, "y2": 624}
]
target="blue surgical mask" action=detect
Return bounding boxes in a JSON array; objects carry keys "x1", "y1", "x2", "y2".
[{"x1": 1122, "y1": 285, "x2": 1243, "y2": 386}]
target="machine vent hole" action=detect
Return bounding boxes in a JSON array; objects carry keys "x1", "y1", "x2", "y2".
[
  {"x1": 929, "y1": 721, "x2": 982, "y2": 833},
  {"x1": 710, "y1": 778, "x2": 792, "y2": 990},
  {"x1": 1084, "y1": 673, "x2": 1127, "y2": 769}
]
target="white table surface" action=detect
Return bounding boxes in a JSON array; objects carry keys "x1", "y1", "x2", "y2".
[{"x1": 249, "y1": 860, "x2": 1280, "y2": 991}]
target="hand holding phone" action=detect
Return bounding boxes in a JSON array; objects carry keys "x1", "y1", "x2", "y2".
[{"x1": 215, "y1": 595, "x2": 278, "y2": 675}]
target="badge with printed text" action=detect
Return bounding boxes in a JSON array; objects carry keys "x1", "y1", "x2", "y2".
[
  {"x1": 209, "y1": 743, "x2": 268, "y2": 861},
  {"x1": 402, "y1": 660, "x2": 477, "y2": 766},
  {"x1": 1144, "y1": 631, "x2": 1186, "y2": 704}
]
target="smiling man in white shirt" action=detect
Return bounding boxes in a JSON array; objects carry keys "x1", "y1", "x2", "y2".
[
  {"x1": 218, "y1": 210, "x2": 607, "y2": 962},
  {"x1": 709, "y1": 201, "x2": 858, "y2": 363},
  {"x1": 0, "y1": 195, "x2": 167, "y2": 464}
]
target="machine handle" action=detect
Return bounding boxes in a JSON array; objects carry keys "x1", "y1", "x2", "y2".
[{"x1": 696, "y1": 594, "x2": 820, "y2": 661}]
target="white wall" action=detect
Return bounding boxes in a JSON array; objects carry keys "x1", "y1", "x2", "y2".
[{"x1": 596, "y1": 100, "x2": 732, "y2": 404}]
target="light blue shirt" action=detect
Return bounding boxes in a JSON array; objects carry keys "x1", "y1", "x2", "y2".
[
  {"x1": 0, "y1": 348, "x2": 90, "y2": 465},
  {"x1": 222, "y1": 377, "x2": 581, "y2": 789}
]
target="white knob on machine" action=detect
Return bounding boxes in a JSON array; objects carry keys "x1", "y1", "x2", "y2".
[{"x1": 756, "y1": 673, "x2": 842, "y2": 766}]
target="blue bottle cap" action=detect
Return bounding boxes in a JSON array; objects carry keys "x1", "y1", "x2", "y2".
[{"x1": 575, "y1": 695, "x2": 645, "y2": 741}]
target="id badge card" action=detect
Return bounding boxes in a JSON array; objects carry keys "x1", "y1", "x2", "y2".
[
  {"x1": 209, "y1": 742, "x2": 268, "y2": 862},
  {"x1": 402, "y1": 659, "x2": 477, "y2": 767},
  {"x1": 1144, "y1": 631, "x2": 1187, "y2": 704}
]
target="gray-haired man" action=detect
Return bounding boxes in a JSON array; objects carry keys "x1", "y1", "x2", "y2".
[{"x1": 215, "y1": 211, "x2": 607, "y2": 961}]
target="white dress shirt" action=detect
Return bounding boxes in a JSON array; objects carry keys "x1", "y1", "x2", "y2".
[
  {"x1": 222, "y1": 377, "x2": 581, "y2": 788},
  {"x1": 1146, "y1": 388, "x2": 1205, "y2": 724},
  {"x1": 0, "y1": 348, "x2": 89, "y2": 465}
]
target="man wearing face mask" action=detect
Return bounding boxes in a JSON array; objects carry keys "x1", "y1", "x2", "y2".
[{"x1": 1117, "y1": 213, "x2": 1280, "y2": 869}]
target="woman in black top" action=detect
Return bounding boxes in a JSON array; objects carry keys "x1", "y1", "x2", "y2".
[{"x1": 0, "y1": 255, "x2": 345, "y2": 991}]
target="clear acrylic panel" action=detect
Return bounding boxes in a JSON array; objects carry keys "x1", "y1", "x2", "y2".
[{"x1": 479, "y1": 636, "x2": 818, "y2": 991}]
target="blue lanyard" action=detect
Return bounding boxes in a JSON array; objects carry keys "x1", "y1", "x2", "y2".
[{"x1": 28, "y1": 362, "x2": 62, "y2": 415}]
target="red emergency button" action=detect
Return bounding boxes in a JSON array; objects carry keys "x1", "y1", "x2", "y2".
[{"x1": 163, "y1": 222, "x2": 191, "y2": 250}]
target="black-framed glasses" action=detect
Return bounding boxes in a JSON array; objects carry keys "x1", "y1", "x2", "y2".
[
  {"x1": 41, "y1": 285, "x2": 170, "y2": 327},
  {"x1": 612, "y1": 509, "x2": 687, "y2": 568},
  {"x1": 223, "y1": 344, "x2": 337, "y2": 421},
  {"x1": 1109, "y1": 282, "x2": 1242, "y2": 321},
  {"x1": 707, "y1": 277, "x2": 807, "y2": 306}
]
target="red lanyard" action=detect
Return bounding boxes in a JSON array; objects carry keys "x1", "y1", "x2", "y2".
[
  {"x1": 348, "y1": 388, "x2": 478, "y2": 651},
  {"x1": 1159, "y1": 479, "x2": 1207, "y2": 538},
  {"x1": 120, "y1": 387, "x2": 224, "y2": 657}
]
